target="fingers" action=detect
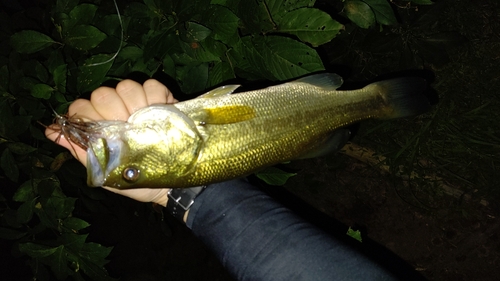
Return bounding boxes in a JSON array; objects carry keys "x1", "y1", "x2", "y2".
[
  {"x1": 115, "y1": 80, "x2": 149, "y2": 114},
  {"x1": 68, "y1": 99, "x2": 104, "y2": 121},
  {"x1": 46, "y1": 79, "x2": 177, "y2": 171},
  {"x1": 46, "y1": 98, "x2": 99, "y2": 165},
  {"x1": 143, "y1": 79, "x2": 178, "y2": 105},
  {"x1": 90, "y1": 86, "x2": 130, "y2": 121},
  {"x1": 44, "y1": 126, "x2": 88, "y2": 165}
]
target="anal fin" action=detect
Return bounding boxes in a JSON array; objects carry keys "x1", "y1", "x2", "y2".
[{"x1": 297, "y1": 129, "x2": 351, "y2": 159}]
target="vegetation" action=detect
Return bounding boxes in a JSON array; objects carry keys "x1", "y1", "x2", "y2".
[{"x1": 3, "y1": 0, "x2": 496, "y2": 280}]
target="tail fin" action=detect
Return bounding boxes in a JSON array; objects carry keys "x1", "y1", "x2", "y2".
[{"x1": 366, "y1": 77, "x2": 431, "y2": 119}]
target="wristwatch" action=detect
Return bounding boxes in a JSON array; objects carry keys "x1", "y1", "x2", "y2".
[{"x1": 166, "y1": 186, "x2": 206, "y2": 222}]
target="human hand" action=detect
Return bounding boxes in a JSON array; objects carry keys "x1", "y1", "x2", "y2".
[{"x1": 45, "y1": 79, "x2": 178, "y2": 206}]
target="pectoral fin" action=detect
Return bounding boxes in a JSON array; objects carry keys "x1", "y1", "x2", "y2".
[{"x1": 297, "y1": 129, "x2": 351, "y2": 159}]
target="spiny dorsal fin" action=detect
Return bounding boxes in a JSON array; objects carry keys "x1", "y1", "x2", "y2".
[
  {"x1": 197, "y1": 85, "x2": 241, "y2": 99},
  {"x1": 293, "y1": 73, "x2": 344, "y2": 90}
]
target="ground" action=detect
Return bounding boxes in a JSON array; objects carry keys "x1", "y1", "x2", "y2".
[
  {"x1": 103, "y1": 1, "x2": 500, "y2": 280},
  {"x1": 284, "y1": 154, "x2": 499, "y2": 281}
]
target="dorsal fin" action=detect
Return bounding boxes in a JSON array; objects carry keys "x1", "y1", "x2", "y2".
[
  {"x1": 197, "y1": 85, "x2": 241, "y2": 99},
  {"x1": 293, "y1": 73, "x2": 343, "y2": 90}
]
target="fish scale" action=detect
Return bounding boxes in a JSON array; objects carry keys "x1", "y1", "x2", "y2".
[{"x1": 83, "y1": 73, "x2": 430, "y2": 189}]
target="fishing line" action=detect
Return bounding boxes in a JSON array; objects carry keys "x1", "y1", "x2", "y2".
[{"x1": 84, "y1": 0, "x2": 124, "y2": 67}]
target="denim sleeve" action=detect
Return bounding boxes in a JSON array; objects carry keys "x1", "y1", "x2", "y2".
[{"x1": 186, "y1": 179, "x2": 409, "y2": 281}]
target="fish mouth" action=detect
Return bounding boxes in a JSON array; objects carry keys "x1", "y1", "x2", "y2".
[{"x1": 86, "y1": 137, "x2": 125, "y2": 187}]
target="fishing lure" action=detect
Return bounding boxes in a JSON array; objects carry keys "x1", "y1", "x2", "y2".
[{"x1": 50, "y1": 112, "x2": 98, "y2": 151}]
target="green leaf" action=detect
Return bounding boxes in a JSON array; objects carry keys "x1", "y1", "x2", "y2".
[
  {"x1": 56, "y1": 0, "x2": 79, "y2": 13},
  {"x1": 35, "y1": 61, "x2": 49, "y2": 82},
  {"x1": 1, "y1": 148, "x2": 19, "y2": 182},
  {"x1": 46, "y1": 50, "x2": 66, "y2": 74},
  {"x1": 19, "y1": 243, "x2": 60, "y2": 258},
  {"x1": 78, "y1": 257, "x2": 114, "y2": 281},
  {"x1": 17, "y1": 199, "x2": 35, "y2": 224},
  {"x1": 411, "y1": 0, "x2": 434, "y2": 5},
  {"x1": 31, "y1": 83, "x2": 54, "y2": 99},
  {"x1": 34, "y1": 204, "x2": 59, "y2": 229},
  {"x1": 347, "y1": 227, "x2": 363, "y2": 242},
  {"x1": 53, "y1": 64, "x2": 67, "y2": 93},
  {"x1": 201, "y1": 37, "x2": 228, "y2": 58},
  {"x1": 124, "y1": 2, "x2": 151, "y2": 18},
  {"x1": 208, "y1": 61, "x2": 235, "y2": 87},
  {"x1": 143, "y1": 30, "x2": 179, "y2": 62},
  {"x1": 73, "y1": 241, "x2": 114, "y2": 280},
  {"x1": 246, "y1": 36, "x2": 325, "y2": 80},
  {"x1": 4, "y1": 208, "x2": 22, "y2": 228},
  {"x1": 238, "y1": 0, "x2": 275, "y2": 33},
  {"x1": 45, "y1": 196, "x2": 77, "y2": 219},
  {"x1": 58, "y1": 233, "x2": 88, "y2": 252},
  {"x1": 179, "y1": 41, "x2": 221, "y2": 63},
  {"x1": 204, "y1": 5, "x2": 240, "y2": 44},
  {"x1": 65, "y1": 25, "x2": 107, "y2": 51},
  {"x1": 177, "y1": 63, "x2": 209, "y2": 94},
  {"x1": 37, "y1": 179, "x2": 57, "y2": 199},
  {"x1": 170, "y1": 0, "x2": 212, "y2": 22},
  {"x1": 0, "y1": 65, "x2": 8, "y2": 91},
  {"x1": 255, "y1": 166, "x2": 296, "y2": 186},
  {"x1": 277, "y1": 8, "x2": 343, "y2": 46},
  {"x1": 46, "y1": 246, "x2": 69, "y2": 280},
  {"x1": 128, "y1": 58, "x2": 159, "y2": 76},
  {"x1": 0, "y1": 227, "x2": 27, "y2": 240},
  {"x1": 79, "y1": 242, "x2": 113, "y2": 267},
  {"x1": 179, "y1": 21, "x2": 212, "y2": 43},
  {"x1": 10, "y1": 30, "x2": 56, "y2": 54},
  {"x1": 96, "y1": 14, "x2": 122, "y2": 37},
  {"x1": 77, "y1": 54, "x2": 113, "y2": 93},
  {"x1": 263, "y1": 0, "x2": 316, "y2": 23},
  {"x1": 7, "y1": 142, "x2": 37, "y2": 154},
  {"x1": 15, "y1": 116, "x2": 32, "y2": 137},
  {"x1": 344, "y1": 0, "x2": 376, "y2": 29},
  {"x1": 118, "y1": 46, "x2": 143, "y2": 61},
  {"x1": 68, "y1": 3, "x2": 98, "y2": 28},
  {"x1": 31, "y1": 124, "x2": 48, "y2": 141},
  {"x1": 13, "y1": 180, "x2": 36, "y2": 202},
  {"x1": 63, "y1": 217, "x2": 91, "y2": 232},
  {"x1": 361, "y1": 0, "x2": 397, "y2": 26},
  {"x1": 162, "y1": 55, "x2": 176, "y2": 78}
]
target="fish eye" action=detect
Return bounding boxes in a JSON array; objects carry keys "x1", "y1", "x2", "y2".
[{"x1": 122, "y1": 167, "x2": 140, "y2": 182}]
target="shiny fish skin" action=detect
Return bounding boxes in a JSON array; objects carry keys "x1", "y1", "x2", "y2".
[{"x1": 84, "y1": 73, "x2": 430, "y2": 189}]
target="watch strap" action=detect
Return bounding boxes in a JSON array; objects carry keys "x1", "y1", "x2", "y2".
[{"x1": 167, "y1": 186, "x2": 206, "y2": 222}]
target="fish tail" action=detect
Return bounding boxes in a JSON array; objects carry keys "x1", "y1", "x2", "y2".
[{"x1": 367, "y1": 77, "x2": 431, "y2": 119}]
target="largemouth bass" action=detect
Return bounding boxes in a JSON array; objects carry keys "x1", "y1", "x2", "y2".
[{"x1": 73, "y1": 73, "x2": 429, "y2": 189}]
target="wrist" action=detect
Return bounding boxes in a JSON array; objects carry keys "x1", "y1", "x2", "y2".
[{"x1": 166, "y1": 186, "x2": 206, "y2": 223}]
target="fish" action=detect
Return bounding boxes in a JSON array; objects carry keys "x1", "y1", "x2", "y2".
[{"x1": 64, "y1": 73, "x2": 430, "y2": 189}]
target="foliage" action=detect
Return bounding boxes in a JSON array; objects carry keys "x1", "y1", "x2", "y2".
[
  {"x1": 0, "y1": 0, "x2": 440, "y2": 280},
  {"x1": 256, "y1": 166, "x2": 297, "y2": 186},
  {"x1": 346, "y1": 227, "x2": 363, "y2": 242}
]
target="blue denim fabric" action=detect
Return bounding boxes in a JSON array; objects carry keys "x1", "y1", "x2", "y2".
[{"x1": 187, "y1": 179, "x2": 421, "y2": 281}]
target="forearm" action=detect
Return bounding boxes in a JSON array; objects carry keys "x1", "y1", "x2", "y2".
[{"x1": 186, "y1": 179, "x2": 401, "y2": 281}]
